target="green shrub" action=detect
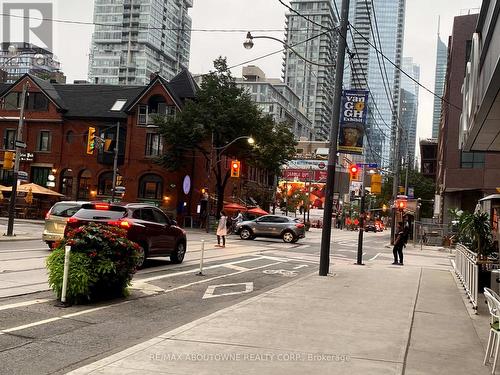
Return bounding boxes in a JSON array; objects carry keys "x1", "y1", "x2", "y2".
[{"x1": 46, "y1": 223, "x2": 140, "y2": 304}]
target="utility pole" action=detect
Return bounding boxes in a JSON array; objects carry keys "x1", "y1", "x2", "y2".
[
  {"x1": 319, "y1": 0, "x2": 349, "y2": 276},
  {"x1": 206, "y1": 132, "x2": 214, "y2": 233},
  {"x1": 111, "y1": 121, "x2": 120, "y2": 203},
  {"x1": 356, "y1": 165, "x2": 366, "y2": 265},
  {"x1": 6, "y1": 81, "x2": 28, "y2": 236},
  {"x1": 390, "y1": 121, "x2": 402, "y2": 245}
]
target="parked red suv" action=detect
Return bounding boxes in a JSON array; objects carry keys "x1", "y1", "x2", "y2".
[{"x1": 64, "y1": 202, "x2": 187, "y2": 267}]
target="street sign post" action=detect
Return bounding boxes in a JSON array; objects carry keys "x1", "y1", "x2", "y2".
[{"x1": 14, "y1": 141, "x2": 27, "y2": 149}]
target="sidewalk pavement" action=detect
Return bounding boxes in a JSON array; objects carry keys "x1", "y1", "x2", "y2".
[
  {"x1": 68, "y1": 246, "x2": 493, "y2": 375},
  {"x1": 0, "y1": 217, "x2": 44, "y2": 241}
]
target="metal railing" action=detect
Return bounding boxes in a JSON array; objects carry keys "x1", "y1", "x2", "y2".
[{"x1": 454, "y1": 244, "x2": 479, "y2": 310}]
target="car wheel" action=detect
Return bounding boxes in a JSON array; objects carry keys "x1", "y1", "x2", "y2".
[
  {"x1": 170, "y1": 241, "x2": 186, "y2": 264},
  {"x1": 282, "y1": 231, "x2": 295, "y2": 243},
  {"x1": 136, "y1": 244, "x2": 148, "y2": 269},
  {"x1": 46, "y1": 241, "x2": 54, "y2": 250},
  {"x1": 240, "y1": 228, "x2": 254, "y2": 240}
]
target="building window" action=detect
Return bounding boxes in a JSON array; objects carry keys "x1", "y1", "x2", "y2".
[
  {"x1": 3, "y1": 129, "x2": 16, "y2": 150},
  {"x1": 2, "y1": 92, "x2": 49, "y2": 111},
  {"x1": 460, "y1": 151, "x2": 485, "y2": 169},
  {"x1": 138, "y1": 105, "x2": 147, "y2": 125},
  {"x1": 3, "y1": 93, "x2": 19, "y2": 110},
  {"x1": 60, "y1": 169, "x2": 73, "y2": 197},
  {"x1": 145, "y1": 133, "x2": 163, "y2": 156},
  {"x1": 36, "y1": 131, "x2": 51, "y2": 151},
  {"x1": 138, "y1": 174, "x2": 163, "y2": 200},
  {"x1": 77, "y1": 169, "x2": 92, "y2": 200},
  {"x1": 66, "y1": 131, "x2": 74, "y2": 144},
  {"x1": 31, "y1": 167, "x2": 51, "y2": 187},
  {"x1": 98, "y1": 171, "x2": 114, "y2": 195},
  {"x1": 26, "y1": 93, "x2": 49, "y2": 111}
]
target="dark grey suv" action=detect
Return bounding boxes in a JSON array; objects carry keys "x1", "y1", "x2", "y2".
[{"x1": 235, "y1": 215, "x2": 305, "y2": 243}]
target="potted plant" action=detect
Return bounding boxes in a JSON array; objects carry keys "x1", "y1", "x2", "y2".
[
  {"x1": 46, "y1": 223, "x2": 140, "y2": 304},
  {"x1": 457, "y1": 210, "x2": 494, "y2": 291}
]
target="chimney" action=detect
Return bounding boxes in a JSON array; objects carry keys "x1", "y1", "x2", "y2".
[{"x1": 150, "y1": 71, "x2": 160, "y2": 82}]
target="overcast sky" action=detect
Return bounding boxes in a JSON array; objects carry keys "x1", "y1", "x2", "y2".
[{"x1": 1, "y1": 0, "x2": 483, "y2": 151}]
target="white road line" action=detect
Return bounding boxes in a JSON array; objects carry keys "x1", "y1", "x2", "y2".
[
  {"x1": 369, "y1": 253, "x2": 381, "y2": 261},
  {"x1": 222, "y1": 264, "x2": 249, "y2": 272},
  {"x1": 0, "y1": 298, "x2": 50, "y2": 311},
  {"x1": 0, "y1": 261, "x2": 283, "y2": 336},
  {"x1": 138, "y1": 257, "x2": 267, "y2": 283}
]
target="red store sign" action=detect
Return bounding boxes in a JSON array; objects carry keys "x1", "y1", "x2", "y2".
[{"x1": 282, "y1": 169, "x2": 327, "y2": 182}]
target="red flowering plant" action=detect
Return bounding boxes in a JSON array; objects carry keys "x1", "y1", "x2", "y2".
[{"x1": 46, "y1": 222, "x2": 140, "y2": 304}]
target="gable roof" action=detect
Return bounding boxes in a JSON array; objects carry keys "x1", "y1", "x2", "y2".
[
  {"x1": 0, "y1": 73, "x2": 67, "y2": 110},
  {"x1": 167, "y1": 69, "x2": 198, "y2": 101},
  {"x1": 0, "y1": 70, "x2": 198, "y2": 120}
]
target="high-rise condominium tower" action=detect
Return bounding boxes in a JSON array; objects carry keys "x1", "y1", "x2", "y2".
[
  {"x1": 347, "y1": 0, "x2": 406, "y2": 169},
  {"x1": 282, "y1": 0, "x2": 339, "y2": 141},
  {"x1": 89, "y1": 0, "x2": 192, "y2": 85}
]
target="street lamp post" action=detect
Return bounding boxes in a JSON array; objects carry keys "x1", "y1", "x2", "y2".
[
  {"x1": 109, "y1": 99, "x2": 127, "y2": 202},
  {"x1": 243, "y1": 0, "x2": 350, "y2": 276}
]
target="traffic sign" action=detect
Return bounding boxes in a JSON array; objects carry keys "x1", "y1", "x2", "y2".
[
  {"x1": 356, "y1": 163, "x2": 378, "y2": 168},
  {"x1": 15, "y1": 141, "x2": 27, "y2": 149},
  {"x1": 18, "y1": 171, "x2": 28, "y2": 181}
]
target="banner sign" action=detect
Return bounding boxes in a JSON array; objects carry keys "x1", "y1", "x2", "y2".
[
  {"x1": 282, "y1": 169, "x2": 327, "y2": 182},
  {"x1": 338, "y1": 90, "x2": 369, "y2": 155}
]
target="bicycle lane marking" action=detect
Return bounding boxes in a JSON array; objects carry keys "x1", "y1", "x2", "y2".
[{"x1": 0, "y1": 260, "x2": 285, "y2": 336}]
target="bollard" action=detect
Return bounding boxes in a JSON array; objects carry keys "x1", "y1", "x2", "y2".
[
  {"x1": 197, "y1": 240, "x2": 205, "y2": 276},
  {"x1": 61, "y1": 245, "x2": 71, "y2": 304}
]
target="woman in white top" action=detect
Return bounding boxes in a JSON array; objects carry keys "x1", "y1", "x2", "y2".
[{"x1": 216, "y1": 210, "x2": 228, "y2": 247}]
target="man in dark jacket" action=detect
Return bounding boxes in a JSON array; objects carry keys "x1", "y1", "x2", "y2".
[{"x1": 392, "y1": 223, "x2": 407, "y2": 265}]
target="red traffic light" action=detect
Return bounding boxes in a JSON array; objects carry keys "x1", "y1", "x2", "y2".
[
  {"x1": 230, "y1": 160, "x2": 240, "y2": 178},
  {"x1": 350, "y1": 165, "x2": 358, "y2": 174}
]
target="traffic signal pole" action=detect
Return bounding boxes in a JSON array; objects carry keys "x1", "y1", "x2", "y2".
[
  {"x1": 356, "y1": 165, "x2": 366, "y2": 265},
  {"x1": 6, "y1": 81, "x2": 28, "y2": 237},
  {"x1": 111, "y1": 121, "x2": 120, "y2": 203},
  {"x1": 319, "y1": 0, "x2": 349, "y2": 276}
]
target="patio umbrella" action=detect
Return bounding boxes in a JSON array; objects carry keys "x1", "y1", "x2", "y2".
[
  {"x1": 1, "y1": 183, "x2": 65, "y2": 197},
  {"x1": 247, "y1": 207, "x2": 268, "y2": 216},
  {"x1": 223, "y1": 202, "x2": 247, "y2": 212}
]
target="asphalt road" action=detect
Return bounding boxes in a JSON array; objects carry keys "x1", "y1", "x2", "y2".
[{"x1": 0, "y1": 226, "x2": 393, "y2": 374}]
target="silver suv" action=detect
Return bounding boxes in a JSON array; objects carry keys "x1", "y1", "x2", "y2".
[
  {"x1": 235, "y1": 215, "x2": 305, "y2": 243},
  {"x1": 43, "y1": 201, "x2": 89, "y2": 248}
]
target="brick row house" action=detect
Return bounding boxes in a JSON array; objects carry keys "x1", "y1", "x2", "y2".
[{"x1": 0, "y1": 72, "x2": 275, "y2": 223}]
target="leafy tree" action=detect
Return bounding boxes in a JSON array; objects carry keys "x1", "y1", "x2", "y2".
[{"x1": 156, "y1": 57, "x2": 297, "y2": 216}]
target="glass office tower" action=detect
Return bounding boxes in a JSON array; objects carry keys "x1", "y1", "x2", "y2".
[{"x1": 432, "y1": 34, "x2": 447, "y2": 138}]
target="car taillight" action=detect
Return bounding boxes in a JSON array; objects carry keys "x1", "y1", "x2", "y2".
[
  {"x1": 107, "y1": 219, "x2": 132, "y2": 229},
  {"x1": 67, "y1": 217, "x2": 79, "y2": 224},
  {"x1": 296, "y1": 223, "x2": 305, "y2": 228},
  {"x1": 94, "y1": 203, "x2": 110, "y2": 210}
]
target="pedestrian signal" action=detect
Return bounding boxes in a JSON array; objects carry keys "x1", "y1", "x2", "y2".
[{"x1": 230, "y1": 160, "x2": 240, "y2": 178}]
